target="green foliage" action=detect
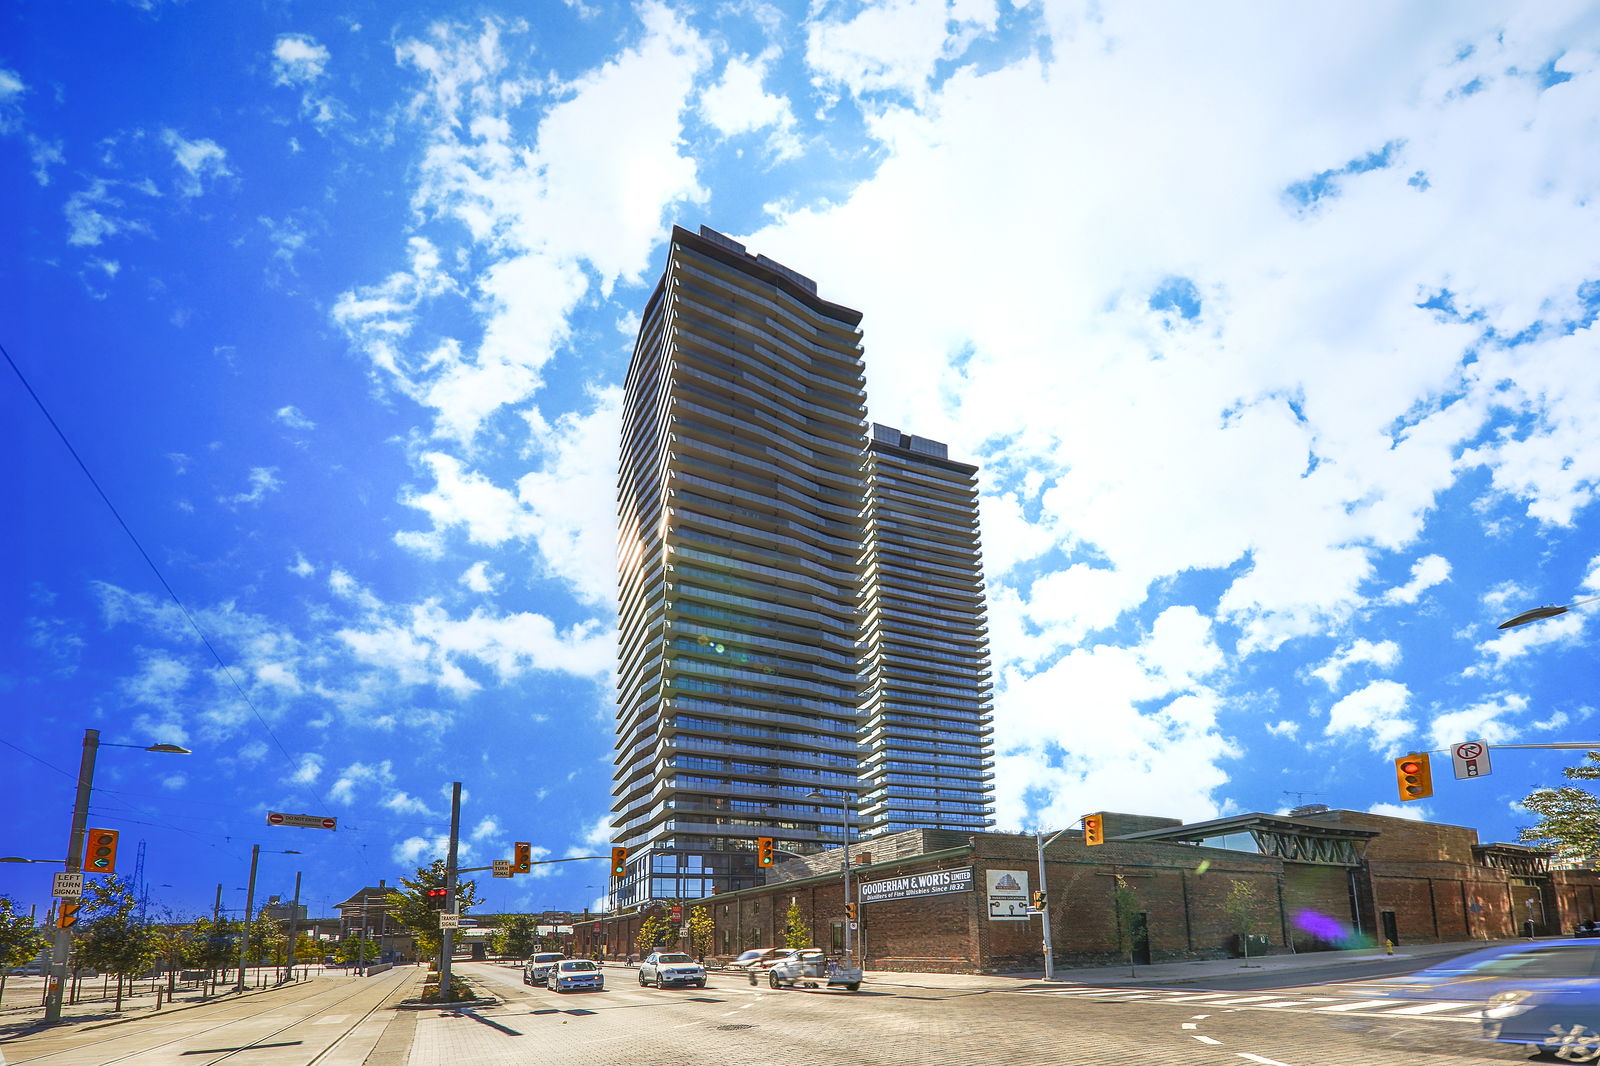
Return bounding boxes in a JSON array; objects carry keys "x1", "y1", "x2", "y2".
[
  {"x1": 188, "y1": 918, "x2": 239, "y2": 972},
  {"x1": 635, "y1": 913, "x2": 674, "y2": 951},
  {"x1": 1224, "y1": 880, "x2": 1266, "y2": 959},
  {"x1": 245, "y1": 907, "x2": 286, "y2": 964},
  {"x1": 1520, "y1": 755, "x2": 1600, "y2": 863},
  {"x1": 385, "y1": 860, "x2": 481, "y2": 960},
  {"x1": 334, "y1": 935, "x2": 380, "y2": 965},
  {"x1": 688, "y1": 905, "x2": 714, "y2": 959},
  {"x1": 782, "y1": 900, "x2": 809, "y2": 950},
  {"x1": 498, "y1": 914, "x2": 540, "y2": 958},
  {"x1": 76, "y1": 877, "x2": 158, "y2": 988},
  {"x1": 0, "y1": 897, "x2": 49, "y2": 970},
  {"x1": 1111, "y1": 874, "x2": 1140, "y2": 972}
]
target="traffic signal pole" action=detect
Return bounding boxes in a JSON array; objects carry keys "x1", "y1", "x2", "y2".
[
  {"x1": 44, "y1": 728, "x2": 98, "y2": 1024},
  {"x1": 440, "y1": 781, "x2": 461, "y2": 999},
  {"x1": 236, "y1": 844, "x2": 260, "y2": 993},
  {"x1": 1035, "y1": 826, "x2": 1070, "y2": 981}
]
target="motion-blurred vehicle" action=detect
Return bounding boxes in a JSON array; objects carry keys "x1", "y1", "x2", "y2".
[
  {"x1": 637, "y1": 951, "x2": 707, "y2": 988},
  {"x1": 549, "y1": 958, "x2": 604, "y2": 993},
  {"x1": 523, "y1": 952, "x2": 564, "y2": 986},
  {"x1": 765, "y1": 948, "x2": 862, "y2": 992},
  {"x1": 1379, "y1": 939, "x2": 1600, "y2": 1057},
  {"x1": 728, "y1": 947, "x2": 802, "y2": 984}
]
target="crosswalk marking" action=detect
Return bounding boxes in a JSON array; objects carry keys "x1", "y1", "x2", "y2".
[
  {"x1": 1007, "y1": 985, "x2": 1485, "y2": 1020},
  {"x1": 1312, "y1": 999, "x2": 1409, "y2": 1012},
  {"x1": 1201, "y1": 996, "x2": 1293, "y2": 1005},
  {"x1": 313, "y1": 1014, "x2": 350, "y2": 1025}
]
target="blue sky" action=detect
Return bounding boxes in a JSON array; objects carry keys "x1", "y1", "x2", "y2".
[{"x1": 5, "y1": 0, "x2": 1600, "y2": 921}]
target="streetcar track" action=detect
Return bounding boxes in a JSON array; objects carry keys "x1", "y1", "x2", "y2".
[{"x1": 4, "y1": 968, "x2": 411, "y2": 1066}]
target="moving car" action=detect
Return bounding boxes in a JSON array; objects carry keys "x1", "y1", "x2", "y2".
[
  {"x1": 766, "y1": 948, "x2": 862, "y2": 992},
  {"x1": 1378, "y1": 940, "x2": 1600, "y2": 1056},
  {"x1": 549, "y1": 958, "x2": 604, "y2": 993},
  {"x1": 728, "y1": 947, "x2": 803, "y2": 984},
  {"x1": 523, "y1": 952, "x2": 565, "y2": 986},
  {"x1": 637, "y1": 951, "x2": 707, "y2": 988}
]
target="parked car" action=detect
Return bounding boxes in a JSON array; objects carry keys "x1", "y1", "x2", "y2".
[
  {"x1": 523, "y1": 952, "x2": 565, "y2": 986},
  {"x1": 766, "y1": 948, "x2": 862, "y2": 992},
  {"x1": 727, "y1": 947, "x2": 804, "y2": 984},
  {"x1": 1377, "y1": 940, "x2": 1600, "y2": 1056},
  {"x1": 548, "y1": 958, "x2": 604, "y2": 993},
  {"x1": 637, "y1": 951, "x2": 707, "y2": 989}
]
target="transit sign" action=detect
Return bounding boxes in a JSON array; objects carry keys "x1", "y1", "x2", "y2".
[
  {"x1": 438, "y1": 912, "x2": 460, "y2": 929},
  {"x1": 1452, "y1": 741, "x2": 1492, "y2": 780},
  {"x1": 266, "y1": 811, "x2": 338, "y2": 830}
]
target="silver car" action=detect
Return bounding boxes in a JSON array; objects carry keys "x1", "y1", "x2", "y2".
[
  {"x1": 522, "y1": 952, "x2": 564, "y2": 986},
  {"x1": 637, "y1": 951, "x2": 707, "y2": 988}
]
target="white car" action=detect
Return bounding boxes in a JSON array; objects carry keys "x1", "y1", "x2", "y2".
[
  {"x1": 523, "y1": 952, "x2": 564, "y2": 986},
  {"x1": 549, "y1": 958, "x2": 604, "y2": 993},
  {"x1": 637, "y1": 951, "x2": 707, "y2": 989}
]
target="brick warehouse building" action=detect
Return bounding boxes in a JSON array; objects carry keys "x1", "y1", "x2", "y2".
[{"x1": 573, "y1": 809, "x2": 1600, "y2": 973}]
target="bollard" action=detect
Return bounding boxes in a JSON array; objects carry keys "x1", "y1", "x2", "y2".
[
  {"x1": 156, "y1": 989, "x2": 164, "y2": 1010},
  {"x1": 1384, "y1": 939, "x2": 1393, "y2": 956}
]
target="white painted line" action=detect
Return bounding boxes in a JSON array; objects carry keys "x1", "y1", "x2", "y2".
[
  {"x1": 1245, "y1": 1000, "x2": 1313, "y2": 1008},
  {"x1": 1313, "y1": 999, "x2": 1400, "y2": 1012},
  {"x1": 1191, "y1": 1014, "x2": 1211, "y2": 1019},
  {"x1": 313, "y1": 1015, "x2": 350, "y2": 1025},
  {"x1": 1193, "y1": 1035, "x2": 1224, "y2": 1045},
  {"x1": 1237, "y1": 1055, "x2": 1295, "y2": 1066},
  {"x1": 1181, "y1": 1023, "x2": 1198, "y2": 1030},
  {"x1": 1203, "y1": 996, "x2": 1289, "y2": 1005},
  {"x1": 1382, "y1": 1001, "x2": 1481, "y2": 1015}
]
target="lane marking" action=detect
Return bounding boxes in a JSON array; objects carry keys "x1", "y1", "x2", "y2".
[
  {"x1": 1201, "y1": 996, "x2": 1290, "y2": 1005},
  {"x1": 1383, "y1": 1001, "x2": 1481, "y2": 1015},
  {"x1": 1312, "y1": 999, "x2": 1400, "y2": 1012},
  {"x1": 1181, "y1": 1023, "x2": 1198, "y2": 1030},
  {"x1": 1237, "y1": 1055, "x2": 1295, "y2": 1066},
  {"x1": 1191, "y1": 1014, "x2": 1211, "y2": 1019},
  {"x1": 1244, "y1": 1000, "x2": 1315, "y2": 1009},
  {"x1": 1193, "y1": 1035, "x2": 1224, "y2": 1045}
]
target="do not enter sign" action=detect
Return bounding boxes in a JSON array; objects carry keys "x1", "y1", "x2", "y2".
[{"x1": 267, "y1": 811, "x2": 339, "y2": 830}]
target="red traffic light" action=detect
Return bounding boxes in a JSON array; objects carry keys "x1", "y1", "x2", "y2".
[{"x1": 1395, "y1": 753, "x2": 1433, "y2": 801}]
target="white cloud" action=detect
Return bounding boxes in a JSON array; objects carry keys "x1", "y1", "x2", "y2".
[
  {"x1": 806, "y1": 0, "x2": 999, "y2": 103},
  {"x1": 219, "y1": 467, "x2": 282, "y2": 507},
  {"x1": 1309, "y1": 639, "x2": 1401, "y2": 691},
  {"x1": 1366, "y1": 802, "x2": 1426, "y2": 821},
  {"x1": 471, "y1": 816, "x2": 499, "y2": 841},
  {"x1": 1382, "y1": 554, "x2": 1451, "y2": 605},
  {"x1": 329, "y1": 759, "x2": 396, "y2": 804},
  {"x1": 276, "y1": 405, "x2": 315, "y2": 430},
  {"x1": 161, "y1": 129, "x2": 231, "y2": 197},
  {"x1": 288, "y1": 553, "x2": 315, "y2": 578},
  {"x1": 1266, "y1": 720, "x2": 1299, "y2": 738},
  {"x1": 459, "y1": 562, "x2": 499, "y2": 593},
  {"x1": 64, "y1": 178, "x2": 156, "y2": 247},
  {"x1": 273, "y1": 34, "x2": 330, "y2": 84},
  {"x1": 700, "y1": 52, "x2": 801, "y2": 158},
  {"x1": 1427, "y1": 693, "x2": 1530, "y2": 749},
  {"x1": 290, "y1": 753, "x2": 323, "y2": 785},
  {"x1": 1324, "y1": 679, "x2": 1413, "y2": 750},
  {"x1": 385, "y1": 791, "x2": 432, "y2": 815}
]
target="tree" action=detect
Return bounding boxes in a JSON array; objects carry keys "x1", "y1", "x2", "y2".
[
  {"x1": 75, "y1": 876, "x2": 157, "y2": 1012},
  {"x1": 635, "y1": 913, "x2": 674, "y2": 953},
  {"x1": 1111, "y1": 875, "x2": 1140, "y2": 977},
  {"x1": 148, "y1": 920, "x2": 199, "y2": 993},
  {"x1": 188, "y1": 917, "x2": 238, "y2": 988},
  {"x1": 245, "y1": 907, "x2": 285, "y2": 968},
  {"x1": 385, "y1": 860, "x2": 481, "y2": 962},
  {"x1": 1520, "y1": 753, "x2": 1600, "y2": 865},
  {"x1": 334, "y1": 935, "x2": 379, "y2": 966},
  {"x1": 782, "y1": 900, "x2": 809, "y2": 950},
  {"x1": 1225, "y1": 880, "x2": 1267, "y2": 965},
  {"x1": 498, "y1": 915, "x2": 539, "y2": 959},
  {"x1": 688, "y1": 905, "x2": 714, "y2": 961},
  {"x1": 0, "y1": 897, "x2": 49, "y2": 1004}
]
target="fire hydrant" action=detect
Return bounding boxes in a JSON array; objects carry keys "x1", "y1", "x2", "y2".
[{"x1": 1384, "y1": 939, "x2": 1394, "y2": 956}]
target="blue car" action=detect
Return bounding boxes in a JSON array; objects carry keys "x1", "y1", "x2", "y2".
[
  {"x1": 548, "y1": 959, "x2": 605, "y2": 993},
  {"x1": 1381, "y1": 940, "x2": 1600, "y2": 1058}
]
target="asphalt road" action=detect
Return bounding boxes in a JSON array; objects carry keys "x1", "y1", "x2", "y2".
[{"x1": 0, "y1": 957, "x2": 1550, "y2": 1066}]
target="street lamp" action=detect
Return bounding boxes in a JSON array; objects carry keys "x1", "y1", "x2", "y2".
[
  {"x1": 236, "y1": 847, "x2": 300, "y2": 994},
  {"x1": 1, "y1": 856, "x2": 67, "y2": 864},
  {"x1": 44, "y1": 728, "x2": 189, "y2": 1024},
  {"x1": 1498, "y1": 595, "x2": 1599, "y2": 630},
  {"x1": 1033, "y1": 826, "x2": 1073, "y2": 980},
  {"x1": 807, "y1": 788, "x2": 855, "y2": 966}
]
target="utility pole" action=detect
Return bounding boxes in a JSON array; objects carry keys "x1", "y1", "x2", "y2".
[
  {"x1": 44, "y1": 728, "x2": 98, "y2": 1024},
  {"x1": 236, "y1": 844, "x2": 260, "y2": 994},
  {"x1": 208, "y1": 883, "x2": 221, "y2": 997},
  {"x1": 440, "y1": 781, "x2": 461, "y2": 999}
]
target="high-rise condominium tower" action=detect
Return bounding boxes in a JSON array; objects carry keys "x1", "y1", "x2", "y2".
[{"x1": 612, "y1": 225, "x2": 993, "y2": 906}]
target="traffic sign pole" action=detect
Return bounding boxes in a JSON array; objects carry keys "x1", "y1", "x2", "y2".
[{"x1": 45, "y1": 729, "x2": 99, "y2": 1024}]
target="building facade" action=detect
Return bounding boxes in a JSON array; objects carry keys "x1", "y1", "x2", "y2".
[
  {"x1": 574, "y1": 809, "x2": 1600, "y2": 972},
  {"x1": 612, "y1": 226, "x2": 995, "y2": 907}
]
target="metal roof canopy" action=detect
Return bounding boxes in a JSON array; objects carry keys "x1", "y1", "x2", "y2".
[{"x1": 1112, "y1": 813, "x2": 1379, "y2": 867}]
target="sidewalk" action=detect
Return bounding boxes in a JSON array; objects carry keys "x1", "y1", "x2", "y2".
[{"x1": 0, "y1": 965, "x2": 337, "y2": 1034}]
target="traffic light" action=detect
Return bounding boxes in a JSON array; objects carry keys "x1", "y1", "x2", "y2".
[
  {"x1": 1083, "y1": 813, "x2": 1104, "y2": 846},
  {"x1": 425, "y1": 887, "x2": 449, "y2": 911},
  {"x1": 756, "y1": 836, "x2": 775, "y2": 867},
  {"x1": 1396, "y1": 753, "x2": 1433, "y2": 801},
  {"x1": 57, "y1": 902, "x2": 80, "y2": 929},
  {"x1": 610, "y1": 846, "x2": 629, "y2": 877},
  {"x1": 83, "y1": 828, "x2": 119, "y2": 873},
  {"x1": 845, "y1": 902, "x2": 857, "y2": 921},
  {"x1": 514, "y1": 841, "x2": 532, "y2": 873},
  {"x1": 1031, "y1": 890, "x2": 1047, "y2": 910}
]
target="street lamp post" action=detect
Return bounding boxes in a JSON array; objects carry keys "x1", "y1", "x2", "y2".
[
  {"x1": 807, "y1": 789, "x2": 855, "y2": 966},
  {"x1": 1034, "y1": 826, "x2": 1072, "y2": 980},
  {"x1": 237, "y1": 847, "x2": 299, "y2": 993},
  {"x1": 1498, "y1": 595, "x2": 1599, "y2": 630},
  {"x1": 44, "y1": 729, "x2": 189, "y2": 1024}
]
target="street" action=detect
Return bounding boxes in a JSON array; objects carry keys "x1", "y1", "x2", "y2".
[{"x1": 0, "y1": 958, "x2": 1544, "y2": 1066}]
